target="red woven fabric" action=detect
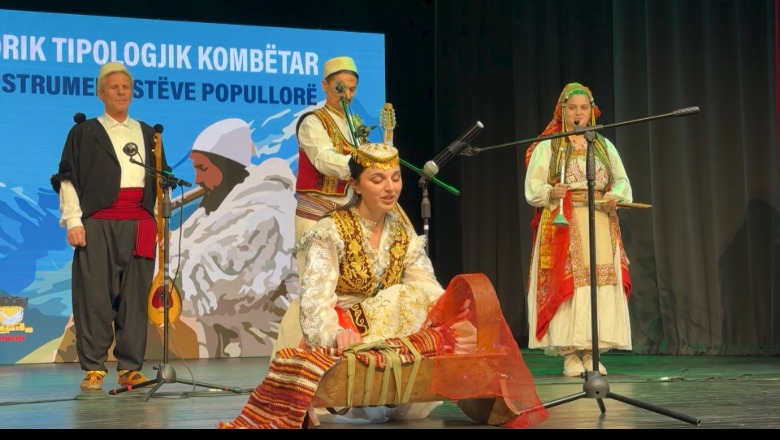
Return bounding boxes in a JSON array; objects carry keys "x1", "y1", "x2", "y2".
[{"x1": 218, "y1": 328, "x2": 447, "y2": 429}]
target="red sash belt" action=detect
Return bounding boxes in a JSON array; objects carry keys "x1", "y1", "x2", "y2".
[{"x1": 90, "y1": 188, "x2": 156, "y2": 259}]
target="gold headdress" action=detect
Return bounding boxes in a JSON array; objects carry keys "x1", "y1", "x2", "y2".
[{"x1": 351, "y1": 143, "x2": 399, "y2": 170}]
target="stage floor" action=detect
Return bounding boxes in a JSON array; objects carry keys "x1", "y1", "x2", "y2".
[{"x1": 1, "y1": 351, "x2": 778, "y2": 429}]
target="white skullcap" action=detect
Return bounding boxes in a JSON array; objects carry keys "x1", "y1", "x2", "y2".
[
  {"x1": 323, "y1": 56, "x2": 358, "y2": 80},
  {"x1": 191, "y1": 118, "x2": 254, "y2": 167},
  {"x1": 97, "y1": 62, "x2": 132, "y2": 90}
]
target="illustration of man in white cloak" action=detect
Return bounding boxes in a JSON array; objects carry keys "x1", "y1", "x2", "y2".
[{"x1": 169, "y1": 118, "x2": 299, "y2": 358}]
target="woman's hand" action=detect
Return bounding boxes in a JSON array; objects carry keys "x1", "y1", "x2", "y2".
[
  {"x1": 600, "y1": 198, "x2": 618, "y2": 215},
  {"x1": 335, "y1": 328, "x2": 363, "y2": 348},
  {"x1": 551, "y1": 183, "x2": 569, "y2": 201}
]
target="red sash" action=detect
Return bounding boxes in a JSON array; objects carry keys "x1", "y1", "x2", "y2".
[{"x1": 89, "y1": 188, "x2": 156, "y2": 259}]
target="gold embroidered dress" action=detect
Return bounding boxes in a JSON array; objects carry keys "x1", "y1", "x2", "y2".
[
  {"x1": 297, "y1": 208, "x2": 444, "y2": 348},
  {"x1": 264, "y1": 207, "x2": 445, "y2": 423}
]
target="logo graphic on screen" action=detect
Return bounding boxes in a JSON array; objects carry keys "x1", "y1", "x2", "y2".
[{"x1": 0, "y1": 297, "x2": 33, "y2": 336}]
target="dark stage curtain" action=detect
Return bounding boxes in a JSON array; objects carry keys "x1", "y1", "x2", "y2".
[{"x1": 432, "y1": 0, "x2": 779, "y2": 355}]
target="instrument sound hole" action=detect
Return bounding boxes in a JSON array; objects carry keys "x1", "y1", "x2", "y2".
[{"x1": 152, "y1": 286, "x2": 174, "y2": 309}]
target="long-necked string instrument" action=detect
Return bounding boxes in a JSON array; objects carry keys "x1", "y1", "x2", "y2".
[
  {"x1": 147, "y1": 126, "x2": 182, "y2": 326},
  {"x1": 379, "y1": 102, "x2": 415, "y2": 227},
  {"x1": 380, "y1": 103, "x2": 395, "y2": 146}
]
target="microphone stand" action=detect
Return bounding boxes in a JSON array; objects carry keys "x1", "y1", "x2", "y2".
[
  {"x1": 127, "y1": 157, "x2": 193, "y2": 189},
  {"x1": 402, "y1": 159, "x2": 460, "y2": 256},
  {"x1": 465, "y1": 107, "x2": 699, "y2": 157},
  {"x1": 476, "y1": 107, "x2": 701, "y2": 426},
  {"x1": 110, "y1": 156, "x2": 244, "y2": 400},
  {"x1": 419, "y1": 178, "x2": 432, "y2": 255},
  {"x1": 415, "y1": 121, "x2": 482, "y2": 254}
]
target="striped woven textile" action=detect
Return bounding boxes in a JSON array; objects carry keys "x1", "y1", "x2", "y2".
[
  {"x1": 295, "y1": 193, "x2": 340, "y2": 221},
  {"x1": 218, "y1": 328, "x2": 448, "y2": 429}
]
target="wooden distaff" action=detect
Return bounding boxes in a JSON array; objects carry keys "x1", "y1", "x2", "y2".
[
  {"x1": 596, "y1": 200, "x2": 652, "y2": 209},
  {"x1": 147, "y1": 126, "x2": 182, "y2": 326}
]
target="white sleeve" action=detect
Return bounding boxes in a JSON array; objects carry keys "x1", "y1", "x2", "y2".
[
  {"x1": 524, "y1": 140, "x2": 557, "y2": 210},
  {"x1": 58, "y1": 180, "x2": 83, "y2": 229},
  {"x1": 297, "y1": 225, "x2": 344, "y2": 347},
  {"x1": 604, "y1": 138, "x2": 633, "y2": 202},
  {"x1": 297, "y1": 114, "x2": 351, "y2": 180}
]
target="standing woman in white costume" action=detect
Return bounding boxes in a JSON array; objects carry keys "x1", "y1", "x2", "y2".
[{"x1": 524, "y1": 82, "x2": 634, "y2": 377}]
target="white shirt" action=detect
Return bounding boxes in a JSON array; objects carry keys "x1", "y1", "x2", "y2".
[
  {"x1": 58, "y1": 113, "x2": 146, "y2": 229},
  {"x1": 296, "y1": 105, "x2": 353, "y2": 181}
]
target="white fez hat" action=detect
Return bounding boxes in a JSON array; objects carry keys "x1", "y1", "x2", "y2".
[
  {"x1": 323, "y1": 56, "x2": 358, "y2": 80},
  {"x1": 97, "y1": 62, "x2": 132, "y2": 89},
  {"x1": 191, "y1": 118, "x2": 254, "y2": 167}
]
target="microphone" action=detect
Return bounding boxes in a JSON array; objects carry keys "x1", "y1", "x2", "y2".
[
  {"x1": 673, "y1": 106, "x2": 700, "y2": 117},
  {"x1": 122, "y1": 142, "x2": 138, "y2": 157},
  {"x1": 73, "y1": 113, "x2": 86, "y2": 124},
  {"x1": 334, "y1": 81, "x2": 347, "y2": 94},
  {"x1": 423, "y1": 121, "x2": 484, "y2": 177},
  {"x1": 356, "y1": 124, "x2": 376, "y2": 140},
  {"x1": 154, "y1": 123, "x2": 164, "y2": 133},
  {"x1": 163, "y1": 170, "x2": 192, "y2": 188}
]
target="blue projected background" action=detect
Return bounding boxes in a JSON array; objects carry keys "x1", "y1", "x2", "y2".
[{"x1": 0, "y1": 8, "x2": 386, "y2": 364}]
